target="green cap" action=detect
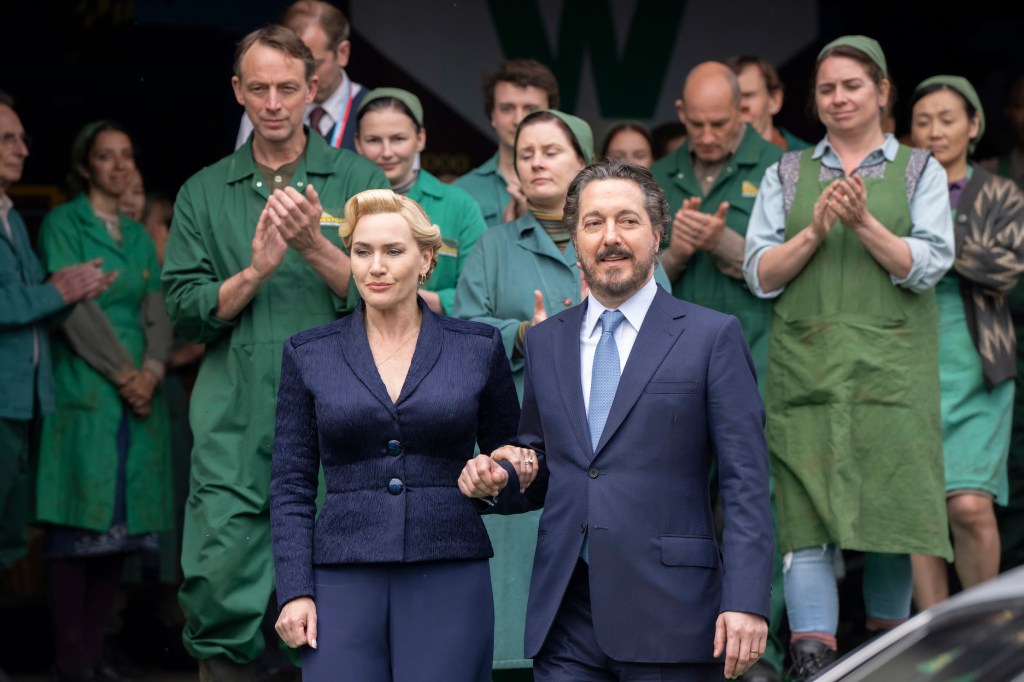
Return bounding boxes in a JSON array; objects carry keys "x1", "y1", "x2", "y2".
[
  {"x1": 914, "y1": 75, "x2": 985, "y2": 153},
  {"x1": 357, "y1": 87, "x2": 424, "y2": 127},
  {"x1": 818, "y1": 35, "x2": 887, "y2": 77},
  {"x1": 515, "y1": 109, "x2": 594, "y2": 165}
]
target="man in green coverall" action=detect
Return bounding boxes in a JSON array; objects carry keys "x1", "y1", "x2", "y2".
[
  {"x1": 161, "y1": 26, "x2": 387, "y2": 681},
  {"x1": 651, "y1": 62, "x2": 783, "y2": 682}
]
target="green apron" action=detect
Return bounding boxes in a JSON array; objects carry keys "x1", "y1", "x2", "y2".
[
  {"x1": 768, "y1": 147, "x2": 951, "y2": 559},
  {"x1": 36, "y1": 195, "x2": 172, "y2": 534}
]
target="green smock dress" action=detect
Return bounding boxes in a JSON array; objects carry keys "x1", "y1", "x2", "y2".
[
  {"x1": 938, "y1": 172, "x2": 1013, "y2": 502},
  {"x1": 768, "y1": 147, "x2": 952, "y2": 560},
  {"x1": 162, "y1": 132, "x2": 388, "y2": 663},
  {"x1": 36, "y1": 195, "x2": 172, "y2": 540}
]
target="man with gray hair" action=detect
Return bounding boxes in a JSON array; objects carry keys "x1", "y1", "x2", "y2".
[{"x1": 461, "y1": 159, "x2": 773, "y2": 681}]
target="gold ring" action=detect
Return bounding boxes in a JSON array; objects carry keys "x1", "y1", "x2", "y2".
[{"x1": 525, "y1": 457, "x2": 535, "y2": 464}]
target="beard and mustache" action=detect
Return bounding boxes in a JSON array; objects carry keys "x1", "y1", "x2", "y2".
[{"x1": 577, "y1": 243, "x2": 658, "y2": 301}]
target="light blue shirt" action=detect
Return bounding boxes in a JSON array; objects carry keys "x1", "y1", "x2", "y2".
[
  {"x1": 579, "y1": 276, "x2": 658, "y2": 414},
  {"x1": 742, "y1": 134, "x2": 954, "y2": 298}
]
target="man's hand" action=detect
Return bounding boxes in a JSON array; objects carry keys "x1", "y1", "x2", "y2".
[
  {"x1": 267, "y1": 185, "x2": 328, "y2": 256},
  {"x1": 250, "y1": 207, "x2": 287, "y2": 282},
  {"x1": 276, "y1": 597, "x2": 317, "y2": 649},
  {"x1": 490, "y1": 446, "x2": 538, "y2": 493},
  {"x1": 714, "y1": 611, "x2": 768, "y2": 679},
  {"x1": 674, "y1": 198, "x2": 729, "y2": 251},
  {"x1": 49, "y1": 258, "x2": 114, "y2": 305},
  {"x1": 458, "y1": 455, "x2": 510, "y2": 498}
]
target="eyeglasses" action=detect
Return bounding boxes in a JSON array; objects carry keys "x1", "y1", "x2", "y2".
[{"x1": 0, "y1": 132, "x2": 31, "y2": 149}]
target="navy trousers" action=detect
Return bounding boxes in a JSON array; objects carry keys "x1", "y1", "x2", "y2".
[
  {"x1": 534, "y1": 560, "x2": 725, "y2": 682},
  {"x1": 301, "y1": 559, "x2": 493, "y2": 682}
]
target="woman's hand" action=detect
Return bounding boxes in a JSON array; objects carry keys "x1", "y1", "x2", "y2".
[
  {"x1": 828, "y1": 176, "x2": 870, "y2": 230},
  {"x1": 811, "y1": 183, "x2": 840, "y2": 238},
  {"x1": 276, "y1": 597, "x2": 317, "y2": 649},
  {"x1": 120, "y1": 369, "x2": 158, "y2": 415},
  {"x1": 491, "y1": 445, "x2": 539, "y2": 492}
]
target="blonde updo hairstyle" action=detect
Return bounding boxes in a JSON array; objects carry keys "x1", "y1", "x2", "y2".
[{"x1": 338, "y1": 189, "x2": 443, "y2": 280}]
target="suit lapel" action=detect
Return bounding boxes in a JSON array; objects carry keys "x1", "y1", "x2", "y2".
[
  {"x1": 338, "y1": 304, "x2": 397, "y2": 416},
  {"x1": 551, "y1": 301, "x2": 594, "y2": 464},
  {"x1": 397, "y1": 299, "x2": 443, "y2": 404},
  {"x1": 594, "y1": 288, "x2": 686, "y2": 457}
]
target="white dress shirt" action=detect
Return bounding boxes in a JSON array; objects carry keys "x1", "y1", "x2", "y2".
[{"x1": 580, "y1": 276, "x2": 658, "y2": 415}]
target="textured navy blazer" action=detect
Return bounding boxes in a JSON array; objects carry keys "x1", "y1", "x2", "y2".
[
  {"x1": 271, "y1": 298, "x2": 520, "y2": 607},
  {"x1": 491, "y1": 286, "x2": 773, "y2": 664}
]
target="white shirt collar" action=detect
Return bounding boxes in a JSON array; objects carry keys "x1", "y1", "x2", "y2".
[
  {"x1": 310, "y1": 69, "x2": 351, "y2": 120},
  {"x1": 584, "y1": 275, "x2": 658, "y2": 338}
]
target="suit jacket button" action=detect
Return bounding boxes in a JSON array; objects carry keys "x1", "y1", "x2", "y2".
[
  {"x1": 580, "y1": 522, "x2": 587, "y2": 533},
  {"x1": 588, "y1": 468, "x2": 599, "y2": 479},
  {"x1": 386, "y1": 439, "x2": 402, "y2": 456},
  {"x1": 387, "y1": 478, "x2": 404, "y2": 495}
]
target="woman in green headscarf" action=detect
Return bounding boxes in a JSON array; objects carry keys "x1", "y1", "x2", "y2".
[
  {"x1": 909, "y1": 76, "x2": 1024, "y2": 608},
  {"x1": 353, "y1": 87, "x2": 487, "y2": 315},
  {"x1": 36, "y1": 120, "x2": 173, "y2": 680},
  {"x1": 743, "y1": 36, "x2": 955, "y2": 681}
]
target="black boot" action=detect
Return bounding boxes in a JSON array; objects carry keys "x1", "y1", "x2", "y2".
[
  {"x1": 198, "y1": 657, "x2": 257, "y2": 682},
  {"x1": 742, "y1": 659, "x2": 780, "y2": 682},
  {"x1": 788, "y1": 639, "x2": 837, "y2": 681}
]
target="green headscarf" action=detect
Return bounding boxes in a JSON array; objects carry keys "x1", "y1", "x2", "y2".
[
  {"x1": 357, "y1": 87, "x2": 424, "y2": 127},
  {"x1": 516, "y1": 109, "x2": 595, "y2": 165},
  {"x1": 914, "y1": 75, "x2": 985, "y2": 153},
  {"x1": 818, "y1": 35, "x2": 888, "y2": 77}
]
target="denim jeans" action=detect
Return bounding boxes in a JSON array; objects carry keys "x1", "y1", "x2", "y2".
[{"x1": 784, "y1": 545, "x2": 912, "y2": 633}]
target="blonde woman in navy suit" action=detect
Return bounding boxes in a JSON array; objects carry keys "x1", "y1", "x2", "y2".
[{"x1": 269, "y1": 188, "x2": 529, "y2": 681}]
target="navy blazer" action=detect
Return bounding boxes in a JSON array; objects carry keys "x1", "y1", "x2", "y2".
[
  {"x1": 271, "y1": 298, "x2": 520, "y2": 607},
  {"x1": 491, "y1": 286, "x2": 773, "y2": 664}
]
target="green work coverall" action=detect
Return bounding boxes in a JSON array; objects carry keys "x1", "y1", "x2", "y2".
[{"x1": 162, "y1": 131, "x2": 387, "y2": 663}]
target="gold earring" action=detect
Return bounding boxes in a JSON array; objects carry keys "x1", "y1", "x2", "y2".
[{"x1": 419, "y1": 273, "x2": 427, "y2": 285}]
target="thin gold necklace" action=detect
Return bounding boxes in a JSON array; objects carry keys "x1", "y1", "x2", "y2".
[{"x1": 372, "y1": 326, "x2": 420, "y2": 367}]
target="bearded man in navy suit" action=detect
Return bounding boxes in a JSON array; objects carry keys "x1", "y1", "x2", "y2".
[{"x1": 460, "y1": 159, "x2": 773, "y2": 681}]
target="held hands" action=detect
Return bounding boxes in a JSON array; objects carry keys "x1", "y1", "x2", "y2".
[
  {"x1": 714, "y1": 611, "x2": 768, "y2": 679},
  {"x1": 276, "y1": 597, "x2": 317, "y2": 650},
  {"x1": 49, "y1": 258, "x2": 117, "y2": 305},
  {"x1": 458, "y1": 446, "x2": 539, "y2": 498},
  {"x1": 490, "y1": 445, "x2": 539, "y2": 492}
]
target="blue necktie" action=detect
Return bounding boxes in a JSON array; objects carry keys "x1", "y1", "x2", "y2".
[
  {"x1": 588, "y1": 309, "x2": 626, "y2": 449},
  {"x1": 583, "y1": 309, "x2": 625, "y2": 563}
]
